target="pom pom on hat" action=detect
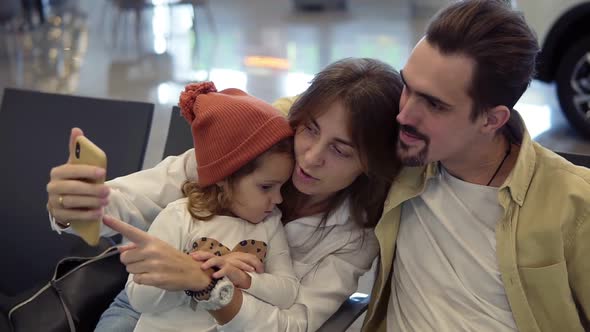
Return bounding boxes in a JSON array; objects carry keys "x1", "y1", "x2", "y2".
[{"x1": 178, "y1": 81, "x2": 218, "y2": 123}]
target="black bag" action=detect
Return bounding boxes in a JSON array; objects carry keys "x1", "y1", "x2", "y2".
[{"x1": 7, "y1": 246, "x2": 128, "y2": 332}]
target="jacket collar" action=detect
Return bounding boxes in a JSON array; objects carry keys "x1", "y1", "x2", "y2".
[{"x1": 499, "y1": 111, "x2": 536, "y2": 207}]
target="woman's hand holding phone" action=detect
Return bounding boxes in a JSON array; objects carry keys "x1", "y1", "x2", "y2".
[{"x1": 46, "y1": 128, "x2": 110, "y2": 245}]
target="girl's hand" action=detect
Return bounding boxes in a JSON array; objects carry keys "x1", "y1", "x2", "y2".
[
  {"x1": 206, "y1": 257, "x2": 252, "y2": 289},
  {"x1": 193, "y1": 253, "x2": 262, "y2": 289},
  {"x1": 191, "y1": 251, "x2": 264, "y2": 274}
]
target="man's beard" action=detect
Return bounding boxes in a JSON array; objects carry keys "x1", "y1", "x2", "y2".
[{"x1": 398, "y1": 125, "x2": 429, "y2": 166}]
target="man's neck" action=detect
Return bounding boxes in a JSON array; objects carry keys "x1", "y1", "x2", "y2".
[{"x1": 441, "y1": 135, "x2": 517, "y2": 187}]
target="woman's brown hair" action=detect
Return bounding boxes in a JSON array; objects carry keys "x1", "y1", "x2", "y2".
[
  {"x1": 281, "y1": 58, "x2": 403, "y2": 229},
  {"x1": 183, "y1": 138, "x2": 293, "y2": 220}
]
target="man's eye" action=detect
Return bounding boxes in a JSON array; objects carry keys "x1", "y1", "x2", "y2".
[{"x1": 427, "y1": 99, "x2": 445, "y2": 111}]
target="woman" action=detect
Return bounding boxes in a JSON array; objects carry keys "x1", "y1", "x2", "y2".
[{"x1": 46, "y1": 57, "x2": 403, "y2": 331}]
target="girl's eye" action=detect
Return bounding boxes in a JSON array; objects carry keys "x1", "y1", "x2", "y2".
[{"x1": 304, "y1": 124, "x2": 318, "y2": 135}]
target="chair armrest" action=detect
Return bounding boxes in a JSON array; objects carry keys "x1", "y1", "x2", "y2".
[{"x1": 317, "y1": 293, "x2": 370, "y2": 332}]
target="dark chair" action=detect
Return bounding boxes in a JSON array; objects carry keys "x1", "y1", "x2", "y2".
[
  {"x1": 0, "y1": 87, "x2": 153, "y2": 296},
  {"x1": 0, "y1": 310, "x2": 10, "y2": 332},
  {"x1": 162, "y1": 106, "x2": 194, "y2": 159},
  {"x1": 556, "y1": 151, "x2": 590, "y2": 168}
]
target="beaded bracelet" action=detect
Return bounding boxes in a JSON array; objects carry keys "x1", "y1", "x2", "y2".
[
  {"x1": 184, "y1": 277, "x2": 219, "y2": 300},
  {"x1": 184, "y1": 265, "x2": 221, "y2": 300}
]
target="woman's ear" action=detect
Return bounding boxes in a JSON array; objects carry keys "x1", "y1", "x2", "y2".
[{"x1": 481, "y1": 105, "x2": 511, "y2": 135}]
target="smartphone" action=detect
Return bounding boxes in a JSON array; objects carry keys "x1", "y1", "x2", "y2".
[{"x1": 69, "y1": 136, "x2": 107, "y2": 246}]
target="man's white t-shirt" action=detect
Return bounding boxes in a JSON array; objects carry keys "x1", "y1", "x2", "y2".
[{"x1": 387, "y1": 166, "x2": 517, "y2": 331}]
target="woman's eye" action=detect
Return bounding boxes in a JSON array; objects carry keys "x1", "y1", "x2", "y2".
[
  {"x1": 259, "y1": 185, "x2": 273, "y2": 191},
  {"x1": 332, "y1": 145, "x2": 350, "y2": 158}
]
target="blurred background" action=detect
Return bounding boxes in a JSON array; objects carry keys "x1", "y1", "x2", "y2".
[{"x1": 1, "y1": 0, "x2": 588, "y2": 170}]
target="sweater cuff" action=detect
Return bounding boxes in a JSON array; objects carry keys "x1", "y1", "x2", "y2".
[
  {"x1": 243, "y1": 272, "x2": 263, "y2": 296},
  {"x1": 219, "y1": 292, "x2": 257, "y2": 331},
  {"x1": 48, "y1": 208, "x2": 70, "y2": 234}
]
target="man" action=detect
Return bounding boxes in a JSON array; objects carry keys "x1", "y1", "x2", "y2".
[{"x1": 363, "y1": 0, "x2": 589, "y2": 331}]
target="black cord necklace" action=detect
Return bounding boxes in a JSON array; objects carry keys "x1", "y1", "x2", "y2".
[{"x1": 486, "y1": 143, "x2": 512, "y2": 186}]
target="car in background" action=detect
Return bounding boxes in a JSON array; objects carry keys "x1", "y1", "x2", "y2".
[{"x1": 515, "y1": 0, "x2": 590, "y2": 136}]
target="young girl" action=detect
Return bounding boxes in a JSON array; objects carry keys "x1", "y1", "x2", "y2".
[{"x1": 125, "y1": 82, "x2": 298, "y2": 332}]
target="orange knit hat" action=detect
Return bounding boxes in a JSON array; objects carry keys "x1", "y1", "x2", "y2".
[{"x1": 178, "y1": 82, "x2": 293, "y2": 187}]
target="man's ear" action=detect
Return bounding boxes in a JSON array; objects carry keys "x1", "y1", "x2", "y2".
[{"x1": 481, "y1": 105, "x2": 511, "y2": 135}]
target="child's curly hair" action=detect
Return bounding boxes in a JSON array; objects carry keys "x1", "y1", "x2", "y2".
[{"x1": 182, "y1": 137, "x2": 293, "y2": 221}]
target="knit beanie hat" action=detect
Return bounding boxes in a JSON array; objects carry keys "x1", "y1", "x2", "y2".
[{"x1": 178, "y1": 81, "x2": 294, "y2": 187}]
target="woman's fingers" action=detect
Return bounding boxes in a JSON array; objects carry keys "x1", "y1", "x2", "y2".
[
  {"x1": 103, "y1": 215, "x2": 153, "y2": 245},
  {"x1": 49, "y1": 194, "x2": 108, "y2": 210},
  {"x1": 200, "y1": 256, "x2": 225, "y2": 270},
  {"x1": 212, "y1": 263, "x2": 238, "y2": 279},
  {"x1": 118, "y1": 243, "x2": 137, "y2": 253},
  {"x1": 67, "y1": 128, "x2": 84, "y2": 162},
  {"x1": 45, "y1": 128, "x2": 110, "y2": 224},
  {"x1": 133, "y1": 272, "x2": 161, "y2": 287},
  {"x1": 46, "y1": 177, "x2": 110, "y2": 224},
  {"x1": 203, "y1": 257, "x2": 253, "y2": 273},
  {"x1": 49, "y1": 206, "x2": 104, "y2": 223},
  {"x1": 119, "y1": 247, "x2": 148, "y2": 266},
  {"x1": 125, "y1": 260, "x2": 157, "y2": 275},
  {"x1": 46, "y1": 166, "x2": 110, "y2": 224},
  {"x1": 103, "y1": 220, "x2": 212, "y2": 291},
  {"x1": 47, "y1": 179, "x2": 110, "y2": 198},
  {"x1": 212, "y1": 267, "x2": 229, "y2": 279},
  {"x1": 50, "y1": 164, "x2": 105, "y2": 182}
]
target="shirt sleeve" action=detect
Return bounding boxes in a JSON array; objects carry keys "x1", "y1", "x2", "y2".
[
  {"x1": 48, "y1": 149, "x2": 197, "y2": 240},
  {"x1": 125, "y1": 203, "x2": 190, "y2": 313},
  {"x1": 244, "y1": 212, "x2": 299, "y2": 309},
  {"x1": 222, "y1": 228, "x2": 379, "y2": 332}
]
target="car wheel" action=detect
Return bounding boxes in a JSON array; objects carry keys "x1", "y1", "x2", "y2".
[{"x1": 556, "y1": 36, "x2": 590, "y2": 137}]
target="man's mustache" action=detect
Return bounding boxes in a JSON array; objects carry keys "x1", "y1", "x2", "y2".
[{"x1": 400, "y1": 125, "x2": 429, "y2": 142}]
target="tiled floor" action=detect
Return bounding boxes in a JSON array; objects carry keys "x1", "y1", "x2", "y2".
[{"x1": 1, "y1": 0, "x2": 588, "y2": 330}]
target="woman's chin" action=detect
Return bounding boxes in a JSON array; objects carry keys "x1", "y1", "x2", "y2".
[{"x1": 292, "y1": 180, "x2": 315, "y2": 196}]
